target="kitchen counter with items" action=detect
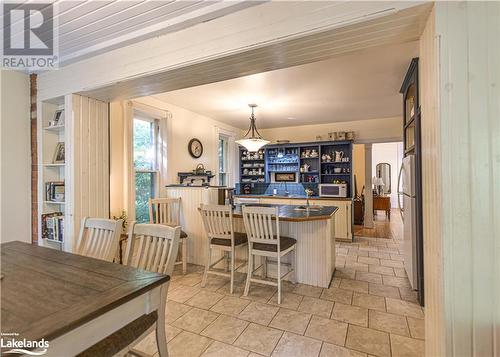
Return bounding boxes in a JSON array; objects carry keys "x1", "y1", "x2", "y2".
[
  {"x1": 232, "y1": 203, "x2": 338, "y2": 222},
  {"x1": 234, "y1": 193, "x2": 353, "y2": 242}
]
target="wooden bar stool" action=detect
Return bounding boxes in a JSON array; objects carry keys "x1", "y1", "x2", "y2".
[
  {"x1": 149, "y1": 197, "x2": 188, "y2": 274},
  {"x1": 241, "y1": 205, "x2": 297, "y2": 305},
  {"x1": 199, "y1": 204, "x2": 248, "y2": 294}
]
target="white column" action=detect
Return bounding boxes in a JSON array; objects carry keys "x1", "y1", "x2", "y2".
[{"x1": 364, "y1": 143, "x2": 373, "y2": 228}]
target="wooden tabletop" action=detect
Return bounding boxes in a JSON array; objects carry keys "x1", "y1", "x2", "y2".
[
  {"x1": 232, "y1": 204, "x2": 338, "y2": 222},
  {"x1": 0, "y1": 241, "x2": 169, "y2": 349}
]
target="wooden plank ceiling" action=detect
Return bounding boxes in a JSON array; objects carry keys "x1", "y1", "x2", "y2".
[{"x1": 80, "y1": 3, "x2": 432, "y2": 101}]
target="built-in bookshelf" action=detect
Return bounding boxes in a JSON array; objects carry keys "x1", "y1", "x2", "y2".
[{"x1": 39, "y1": 99, "x2": 66, "y2": 250}]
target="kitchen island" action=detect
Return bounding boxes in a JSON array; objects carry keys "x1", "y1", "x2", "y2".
[
  {"x1": 231, "y1": 203, "x2": 338, "y2": 287},
  {"x1": 165, "y1": 186, "x2": 338, "y2": 287}
]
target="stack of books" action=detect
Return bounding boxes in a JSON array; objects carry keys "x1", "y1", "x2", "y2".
[
  {"x1": 41, "y1": 213, "x2": 64, "y2": 242},
  {"x1": 45, "y1": 181, "x2": 65, "y2": 202}
]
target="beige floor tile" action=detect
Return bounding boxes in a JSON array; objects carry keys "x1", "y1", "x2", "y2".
[
  {"x1": 334, "y1": 267, "x2": 356, "y2": 279},
  {"x1": 390, "y1": 334, "x2": 425, "y2": 357},
  {"x1": 242, "y1": 283, "x2": 278, "y2": 303},
  {"x1": 186, "y1": 290, "x2": 224, "y2": 309},
  {"x1": 166, "y1": 301, "x2": 193, "y2": 323},
  {"x1": 201, "y1": 314, "x2": 249, "y2": 344},
  {"x1": 293, "y1": 283, "x2": 323, "y2": 298},
  {"x1": 358, "y1": 257, "x2": 380, "y2": 266},
  {"x1": 269, "y1": 308, "x2": 312, "y2": 334},
  {"x1": 304, "y1": 315, "x2": 348, "y2": 346},
  {"x1": 298, "y1": 296, "x2": 334, "y2": 318},
  {"x1": 390, "y1": 254, "x2": 405, "y2": 261},
  {"x1": 201, "y1": 341, "x2": 249, "y2": 357},
  {"x1": 393, "y1": 268, "x2": 407, "y2": 278},
  {"x1": 239, "y1": 301, "x2": 280, "y2": 325},
  {"x1": 380, "y1": 259, "x2": 404, "y2": 268},
  {"x1": 368, "y1": 284, "x2": 401, "y2": 299},
  {"x1": 320, "y1": 287, "x2": 353, "y2": 304},
  {"x1": 248, "y1": 353, "x2": 267, "y2": 357},
  {"x1": 332, "y1": 302, "x2": 368, "y2": 327},
  {"x1": 331, "y1": 278, "x2": 341, "y2": 288},
  {"x1": 178, "y1": 273, "x2": 203, "y2": 287},
  {"x1": 369, "y1": 310, "x2": 409, "y2": 336},
  {"x1": 210, "y1": 296, "x2": 251, "y2": 315},
  {"x1": 345, "y1": 325, "x2": 390, "y2": 357},
  {"x1": 382, "y1": 276, "x2": 411, "y2": 288},
  {"x1": 199, "y1": 276, "x2": 230, "y2": 291},
  {"x1": 272, "y1": 332, "x2": 322, "y2": 357},
  {"x1": 167, "y1": 330, "x2": 213, "y2": 357},
  {"x1": 234, "y1": 323, "x2": 283, "y2": 356},
  {"x1": 133, "y1": 331, "x2": 158, "y2": 355},
  {"x1": 268, "y1": 292, "x2": 304, "y2": 310},
  {"x1": 352, "y1": 292, "x2": 386, "y2": 312},
  {"x1": 168, "y1": 285, "x2": 201, "y2": 303},
  {"x1": 340, "y1": 279, "x2": 369, "y2": 293},
  {"x1": 320, "y1": 343, "x2": 367, "y2": 357},
  {"x1": 173, "y1": 307, "x2": 219, "y2": 333},
  {"x1": 368, "y1": 252, "x2": 391, "y2": 260},
  {"x1": 355, "y1": 271, "x2": 383, "y2": 284},
  {"x1": 369, "y1": 265, "x2": 395, "y2": 276},
  {"x1": 385, "y1": 298, "x2": 424, "y2": 319},
  {"x1": 407, "y1": 317, "x2": 425, "y2": 340},
  {"x1": 399, "y1": 287, "x2": 419, "y2": 303}
]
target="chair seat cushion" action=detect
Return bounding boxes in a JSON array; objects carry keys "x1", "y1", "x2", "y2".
[
  {"x1": 211, "y1": 232, "x2": 248, "y2": 247},
  {"x1": 253, "y1": 236, "x2": 296, "y2": 252},
  {"x1": 77, "y1": 311, "x2": 157, "y2": 357}
]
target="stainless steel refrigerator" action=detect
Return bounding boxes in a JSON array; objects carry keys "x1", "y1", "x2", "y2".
[{"x1": 398, "y1": 154, "x2": 418, "y2": 289}]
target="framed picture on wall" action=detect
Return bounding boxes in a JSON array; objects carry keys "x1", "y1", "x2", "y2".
[
  {"x1": 50, "y1": 109, "x2": 65, "y2": 127},
  {"x1": 52, "y1": 142, "x2": 65, "y2": 164}
]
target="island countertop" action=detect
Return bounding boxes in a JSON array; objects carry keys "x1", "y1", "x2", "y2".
[
  {"x1": 232, "y1": 203, "x2": 338, "y2": 222},
  {"x1": 235, "y1": 194, "x2": 352, "y2": 201}
]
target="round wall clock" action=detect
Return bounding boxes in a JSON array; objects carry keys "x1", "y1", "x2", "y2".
[{"x1": 188, "y1": 138, "x2": 203, "y2": 158}]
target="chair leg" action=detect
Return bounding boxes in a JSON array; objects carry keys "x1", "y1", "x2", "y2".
[
  {"x1": 244, "y1": 251, "x2": 253, "y2": 297},
  {"x1": 225, "y1": 251, "x2": 230, "y2": 272},
  {"x1": 292, "y1": 248, "x2": 297, "y2": 284},
  {"x1": 156, "y1": 284, "x2": 168, "y2": 357},
  {"x1": 182, "y1": 239, "x2": 187, "y2": 275},
  {"x1": 230, "y1": 248, "x2": 235, "y2": 294},
  {"x1": 262, "y1": 256, "x2": 267, "y2": 278},
  {"x1": 202, "y1": 245, "x2": 211, "y2": 288},
  {"x1": 277, "y1": 254, "x2": 281, "y2": 305}
]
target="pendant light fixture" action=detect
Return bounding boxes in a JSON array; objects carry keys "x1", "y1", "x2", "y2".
[{"x1": 236, "y1": 104, "x2": 270, "y2": 152}]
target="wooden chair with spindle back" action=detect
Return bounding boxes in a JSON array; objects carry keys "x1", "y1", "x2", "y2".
[
  {"x1": 199, "y1": 204, "x2": 248, "y2": 294},
  {"x1": 75, "y1": 217, "x2": 123, "y2": 262},
  {"x1": 149, "y1": 197, "x2": 188, "y2": 274},
  {"x1": 78, "y1": 223, "x2": 181, "y2": 357},
  {"x1": 242, "y1": 205, "x2": 297, "y2": 304}
]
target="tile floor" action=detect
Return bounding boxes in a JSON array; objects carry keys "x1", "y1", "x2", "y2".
[{"x1": 133, "y1": 230, "x2": 424, "y2": 357}]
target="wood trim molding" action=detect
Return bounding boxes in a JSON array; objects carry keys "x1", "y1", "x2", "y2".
[{"x1": 30, "y1": 74, "x2": 38, "y2": 244}]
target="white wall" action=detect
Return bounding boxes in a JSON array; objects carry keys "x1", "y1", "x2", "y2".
[
  {"x1": 109, "y1": 96, "x2": 240, "y2": 218},
  {"x1": 371, "y1": 142, "x2": 403, "y2": 208},
  {"x1": 259, "y1": 116, "x2": 402, "y2": 144},
  {"x1": 0, "y1": 70, "x2": 31, "y2": 243}
]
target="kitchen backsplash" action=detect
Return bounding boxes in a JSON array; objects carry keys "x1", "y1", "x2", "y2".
[{"x1": 235, "y1": 182, "x2": 319, "y2": 196}]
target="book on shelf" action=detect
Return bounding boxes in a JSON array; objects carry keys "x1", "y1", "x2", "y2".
[
  {"x1": 45, "y1": 181, "x2": 65, "y2": 202},
  {"x1": 41, "y1": 212, "x2": 64, "y2": 242}
]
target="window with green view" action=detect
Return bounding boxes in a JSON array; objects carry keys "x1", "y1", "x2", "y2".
[{"x1": 133, "y1": 117, "x2": 159, "y2": 223}]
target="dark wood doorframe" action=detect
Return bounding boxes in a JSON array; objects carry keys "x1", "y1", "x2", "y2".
[{"x1": 30, "y1": 74, "x2": 38, "y2": 244}]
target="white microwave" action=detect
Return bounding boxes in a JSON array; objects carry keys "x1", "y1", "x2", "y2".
[{"x1": 319, "y1": 184, "x2": 348, "y2": 198}]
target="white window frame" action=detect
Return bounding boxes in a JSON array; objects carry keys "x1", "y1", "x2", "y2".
[
  {"x1": 215, "y1": 127, "x2": 236, "y2": 187},
  {"x1": 133, "y1": 114, "x2": 160, "y2": 223}
]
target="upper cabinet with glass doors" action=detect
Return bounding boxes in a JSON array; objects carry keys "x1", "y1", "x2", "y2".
[{"x1": 400, "y1": 58, "x2": 419, "y2": 155}]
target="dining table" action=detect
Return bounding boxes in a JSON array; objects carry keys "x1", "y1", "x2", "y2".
[{"x1": 0, "y1": 241, "x2": 170, "y2": 356}]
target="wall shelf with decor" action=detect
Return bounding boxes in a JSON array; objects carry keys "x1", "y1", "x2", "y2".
[{"x1": 237, "y1": 140, "x2": 353, "y2": 197}]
